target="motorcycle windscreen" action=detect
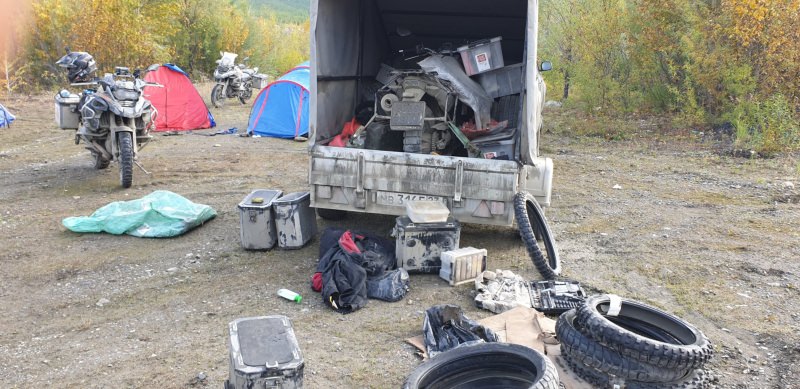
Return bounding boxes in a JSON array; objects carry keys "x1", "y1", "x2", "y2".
[
  {"x1": 143, "y1": 65, "x2": 214, "y2": 131},
  {"x1": 246, "y1": 81, "x2": 310, "y2": 139}
]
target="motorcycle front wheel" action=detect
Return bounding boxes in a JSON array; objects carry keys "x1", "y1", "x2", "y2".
[
  {"x1": 118, "y1": 132, "x2": 134, "y2": 188},
  {"x1": 211, "y1": 84, "x2": 225, "y2": 108}
]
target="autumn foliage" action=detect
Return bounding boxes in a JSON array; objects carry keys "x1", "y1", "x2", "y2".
[
  {"x1": 541, "y1": 0, "x2": 800, "y2": 151},
  {"x1": 4, "y1": 0, "x2": 308, "y2": 92},
  {"x1": 3, "y1": 0, "x2": 798, "y2": 151}
]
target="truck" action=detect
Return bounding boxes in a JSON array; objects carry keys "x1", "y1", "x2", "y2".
[{"x1": 308, "y1": 0, "x2": 560, "y2": 278}]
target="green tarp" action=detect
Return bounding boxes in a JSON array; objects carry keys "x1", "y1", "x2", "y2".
[{"x1": 63, "y1": 190, "x2": 216, "y2": 237}]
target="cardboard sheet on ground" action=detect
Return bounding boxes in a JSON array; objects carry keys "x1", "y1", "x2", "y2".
[
  {"x1": 62, "y1": 190, "x2": 216, "y2": 237},
  {"x1": 406, "y1": 306, "x2": 592, "y2": 389}
]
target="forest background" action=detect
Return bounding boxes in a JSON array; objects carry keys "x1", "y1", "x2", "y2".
[{"x1": 1, "y1": 0, "x2": 798, "y2": 153}]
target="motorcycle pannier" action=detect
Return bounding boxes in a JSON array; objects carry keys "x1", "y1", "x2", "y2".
[
  {"x1": 54, "y1": 94, "x2": 81, "y2": 130},
  {"x1": 225, "y1": 316, "x2": 305, "y2": 389},
  {"x1": 238, "y1": 189, "x2": 283, "y2": 250}
]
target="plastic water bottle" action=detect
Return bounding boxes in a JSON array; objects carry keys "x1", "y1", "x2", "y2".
[{"x1": 277, "y1": 289, "x2": 302, "y2": 303}]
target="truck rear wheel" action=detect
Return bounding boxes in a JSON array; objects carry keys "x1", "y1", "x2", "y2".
[
  {"x1": 514, "y1": 192, "x2": 561, "y2": 279},
  {"x1": 316, "y1": 208, "x2": 347, "y2": 221}
]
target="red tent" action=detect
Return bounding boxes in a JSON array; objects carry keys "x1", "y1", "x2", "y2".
[{"x1": 143, "y1": 64, "x2": 215, "y2": 132}]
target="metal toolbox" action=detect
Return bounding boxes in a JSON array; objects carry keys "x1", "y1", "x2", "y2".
[
  {"x1": 54, "y1": 93, "x2": 81, "y2": 130},
  {"x1": 238, "y1": 189, "x2": 283, "y2": 250},
  {"x1": 273, "y1": 192, "x2": 317, "y2": 249},
  {"x1": 439, "y1": 247, "x2": 487, "y2": 286},
  {"x1": 394, "y1": 216, "x2": 461, "y2": 273},
  {"x1": 225, "y1": 315, "x2": 304, "y2": 389}
]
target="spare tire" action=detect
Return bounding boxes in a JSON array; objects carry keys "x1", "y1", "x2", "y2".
[
  {"x1": 514, "y1": 192, "x2": 561, "y2": 279},
  {"x1": 557, "y1": 310, "x2": 690, "y2": 383},
  {"x1": 403, "y1": 342, "x2": 559, "y2": 389},
  {"x1": 576, "y1": 295, "x2": 713, "y2": 370},
  {"x1": 564, "y1": 352, "x2": 711, "y2": 389}
]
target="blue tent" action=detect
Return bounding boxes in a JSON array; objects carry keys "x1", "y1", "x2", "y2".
[
  {"x1": 247, "y1": 62, "x2": 310, "y2": 139},
  {"x1": 0, "y1": 103, "x2": 15, "y2": 128}
]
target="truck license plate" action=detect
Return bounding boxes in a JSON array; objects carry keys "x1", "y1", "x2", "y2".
[{"x1": 376, "y1": 191, "x2": 445, "y2": 207}]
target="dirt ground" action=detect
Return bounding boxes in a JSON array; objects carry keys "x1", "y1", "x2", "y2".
[{"x1": 1, "y1": 85, "x2": 798, "y2": 388}]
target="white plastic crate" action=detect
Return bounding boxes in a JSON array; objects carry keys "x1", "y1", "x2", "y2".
[
  {"x1": 439, "y1": 247, "x2": 487, "y2": 286},
  {"x1": 457, "y1": 37, "x2": 504, "y2": 76},
  {"x1": 405, "y1": 200, "x2": 450, "y2": 223}
]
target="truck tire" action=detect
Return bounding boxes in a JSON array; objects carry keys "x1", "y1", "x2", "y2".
[
  {"x1": 211, "y1": 84, "x2": 225, "y2": 108},
  {"x1": 316, "y1": 208, "x2": 347, "y2": 221},
  {"x1": 118, "y1": 132, "x2": 134, "y2": 188},
  {"x1": 403, "y1": 343, "x2": 560, "y2": 389},
  {"x1": 576, "y1": 295, "x2": 713, "y2": 370},
  {"x1": 514, "y1": 192, "x2": 561, "y2": 279},
  {"x1": 557, "y1": 310, "x2": 690, "y2": 383}
]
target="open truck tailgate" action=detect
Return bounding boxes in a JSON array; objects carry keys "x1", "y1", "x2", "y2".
[{"x1": 310, "y1": 146, "x2": 520, "y2": 226}]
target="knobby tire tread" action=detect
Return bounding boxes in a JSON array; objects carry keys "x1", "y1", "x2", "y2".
[
  {"x1": 557, "y1": 310, "x2": 691, "y2": 383},
  {"x1": 118, "y1": 132, "x2": 133, "y2": 188},
  {"x1": 576, "y1": 295, "x2": 713, "y2": 370},
  {"x1": 564, "y1": 353, "x2": 710, "y2": 389},
  {"x1": 514, "y1": 192, "x2": 561, "y2": 279}
]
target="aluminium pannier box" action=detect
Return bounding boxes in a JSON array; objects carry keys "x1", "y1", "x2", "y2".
[
  {"x1": 225, "y1": 315, "x2": 304, "y2": 389},
  {"x1": 395, "y1": 216, "x2": 461, "y2": 273},
  {"x1": 273, "y1": 191, "x2": 317, "y2": 249},
  {"x1": 54, "y1": 93, "x2": 81, "y2": 130},
  {"x1": 238, "y1": 189, "x2": 283, "y2": 250}
]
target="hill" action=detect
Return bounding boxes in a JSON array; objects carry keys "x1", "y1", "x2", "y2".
[{"x1": 250, "y1": 0, "x2": 310, "y2": 23}]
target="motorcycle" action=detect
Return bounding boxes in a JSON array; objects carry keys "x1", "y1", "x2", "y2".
[
  {"x1": 211, "y1": 52, "x2": 260, "y2": 108},
  {"x1": 55, "y1": 49, "x2": 161, "y2": 188}
]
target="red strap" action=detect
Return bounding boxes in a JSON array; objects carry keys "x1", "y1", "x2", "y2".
[
  {"x1": 294, "y1": 91, "x2": 305, "y2": 137},
  {"x1": 338, "y1": 230, "x2": 361, "y2": 254},
  {"x1": 312, "y1": 272, "x2": 323, "y2": 292}
]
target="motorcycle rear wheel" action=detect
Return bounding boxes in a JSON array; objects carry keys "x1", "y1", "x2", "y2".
[
  {"x1": 211, "y1": 84, "x2": 225, "y2": 108},
  {"x1": 238, "y1": 88, "x2": 252, "y2": 105},
  {"x1": 118, "y1": 132, "x2": 134, "y2": 188}
]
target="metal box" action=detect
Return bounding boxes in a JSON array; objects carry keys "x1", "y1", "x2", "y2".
[
  {"x1": 238, "y1": 189, "x2": 283, "y2": 250},
  {"x1": 390, "y1": 101, "x2": 426, "y2": 131},
  {"x1": 225, "y1": 315, "x2": 304, "y2": 389},
  {"x1": 54, "y1": 93, "x2": 81, "y2": 130},
  {"x1": 476, "y1": 63, "x2": 524, "y2": 98},
  {"x1": 457, "y1": 37, "x2": 505, "y2": 76},
  {"x1": 439, "y1": 247, "x2": 488, "y2": 286},
  {"x1": 254, "y1": 74, "x2": 270, "y2": 89},
  {"x1": 405, "y1": 200, "x2": 450, "y2": 223},
  {"x1": 394, "y1": 216, "x2": 461, "y2": 273},
  {"x1": 472, "y1": 138, "x2": 515, "y2": 160},
  {"x1": 273, "y1": 192, "x2": 317, "y2": 249}
]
